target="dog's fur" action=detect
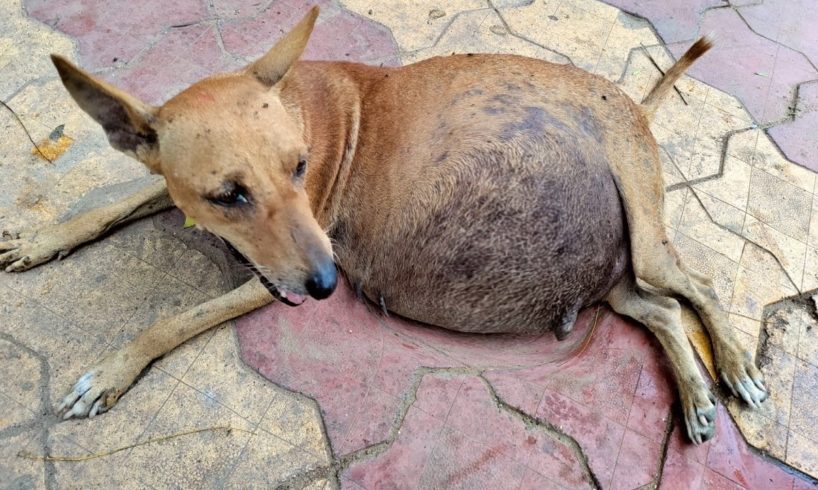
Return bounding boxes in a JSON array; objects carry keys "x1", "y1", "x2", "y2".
[{"x1": 0, "y1": 7, "x2": 767, "y2": 443}]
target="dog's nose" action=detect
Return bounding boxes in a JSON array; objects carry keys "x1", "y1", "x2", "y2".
[{"x1": 305, "y1": 260, "x2": 337, "y2": 299}]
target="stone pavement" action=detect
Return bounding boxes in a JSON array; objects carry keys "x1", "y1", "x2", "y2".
[{"x1": 0, "y1": 0, "x2": 817, "y2": 488}]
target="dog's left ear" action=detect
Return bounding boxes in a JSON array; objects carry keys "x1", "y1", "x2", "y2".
[
  {"x1": 51, "y1": 55, "x2": 161, "y2": 173},
  {"x1": 249, "y1": 6, "x2": 319, "y2": 87}
]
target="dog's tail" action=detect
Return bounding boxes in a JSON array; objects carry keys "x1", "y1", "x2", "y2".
[{"x1": 641, "y1": 36, "x2": 713, "y2": 122}]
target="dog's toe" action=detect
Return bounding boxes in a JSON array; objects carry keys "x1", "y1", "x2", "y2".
[
  {"x1": 683, "y1": 389, "x2": 717, "y2": 445},
  {"x1": 718, "y1": 349, "x2": 768, "y2": 409},
  {"x1": 57, "y1": 351, "x2": 143, "y2": 420}
]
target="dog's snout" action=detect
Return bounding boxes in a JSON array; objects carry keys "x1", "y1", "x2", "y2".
[{"x1": 305, "y1": 259, "x2": 337, "y2": 299}]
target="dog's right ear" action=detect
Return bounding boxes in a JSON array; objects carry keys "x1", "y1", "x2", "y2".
[
  {"x1": 51, "y1": 55, "x2": 161, "y2": 173},
  {"x1": 249, "y1": 6, "x2": 319, "y2": 88}
]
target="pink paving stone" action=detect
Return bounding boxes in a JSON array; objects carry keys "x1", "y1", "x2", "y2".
[
  {"x1": 705, "y1": 405, "x2": 796, "y2": 489},
  {"x1": 209, "y1": 0, "x2": 274, "y2": 20},
  {"x1": 535, "y1": 388, "x2": 627, "y2": 487},
  {"x1": 702, "y1": 468, "x2": 750, "y2": 490},
  {"x1": 626, "y1": 351, "x2": 675, "y2": 443},
  {"x1": 602, "y1": 0, "x2": 726, "y2": 44},
  {"x1": 236, "y1": 278, "x2": 818, "y2": 488},
  {"x1": 343, "y1": 401, "x2": 446, "y2": 489},
  {"x1": 220, "y1": 1, "x2": 400, "y2": 66},
  {"x1": 738, "y1": 0, "x2": 818, "y2": 67},
  {"x1": 111, "y1": 24, "x2": 236, "y2": 105},
  {"x1": 25, "y1": 0, "x2": 208, "y2": 69},
  {"x1": 610, "y1": 429, "x2": 664, "y2": 489},
  {"x1": 602, "y1": 0, "x2": 818, "y2": 171},
  {"x1": 660, "y1": 446, "x2": 706, "y2": 490},
  {"x1": 412, "y1": 374, "x2": 463, "y2": 422},
  {"x1": 769, "y1": 82, "x2": 818, "y2": 172},
  {"x1": 668, "y1": 9, "x2": 817, "y2": 125}
]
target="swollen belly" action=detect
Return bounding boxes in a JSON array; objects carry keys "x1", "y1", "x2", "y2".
[{"x1": 341, "y1": 154, "x2": 629, "y2": 334}]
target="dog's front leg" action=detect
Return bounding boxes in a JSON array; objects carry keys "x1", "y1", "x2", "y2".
[
  {"x1": 0, "y1": 178, "x2": 171, "y2": 272},
  {"x1": 58, "y1": 277, "x2": 273, "y2": 419}
]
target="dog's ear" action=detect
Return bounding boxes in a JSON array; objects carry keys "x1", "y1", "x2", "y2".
[
  {"x1": 51, "y1": 55, "x2": 161, "y2": 173},
  {"x1": 249, "y1": 6, "x2": 319, "y2": 87}
]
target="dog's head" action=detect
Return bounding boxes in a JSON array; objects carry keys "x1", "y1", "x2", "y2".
[{"x1": 51, "y1": 7, "x2": 336, "y2": 304}]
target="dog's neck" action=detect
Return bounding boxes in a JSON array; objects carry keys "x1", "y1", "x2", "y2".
[{"x1": 281, "y1": 61, "x2": 366, "y2": 230}]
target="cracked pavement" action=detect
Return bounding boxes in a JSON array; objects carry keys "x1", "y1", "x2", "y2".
[{"x1": 1, "y1": 0, "x2": 818, "y2": 488}]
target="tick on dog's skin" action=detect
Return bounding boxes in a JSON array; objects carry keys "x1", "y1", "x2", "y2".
[{"x1": 0, "y1": 7, "x2": 766, "y2": 442}]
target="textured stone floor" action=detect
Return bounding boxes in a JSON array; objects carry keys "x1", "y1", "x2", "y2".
[{"x1": 1, "y1": 0, "x2": 817, "y2": 488}]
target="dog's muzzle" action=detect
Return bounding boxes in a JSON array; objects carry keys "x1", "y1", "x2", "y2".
[{"x1": 224, "y1": 241, "x2": 303, "y2": 307}]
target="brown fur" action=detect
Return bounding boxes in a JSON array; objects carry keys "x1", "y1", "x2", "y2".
[{"x1": 0, "y1": 8, "x2": 766, "y2": 443}]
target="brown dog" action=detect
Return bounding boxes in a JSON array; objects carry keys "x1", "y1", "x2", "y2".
[{"x1": 0, "y1": 7, "x2": 766, "y2": 443}]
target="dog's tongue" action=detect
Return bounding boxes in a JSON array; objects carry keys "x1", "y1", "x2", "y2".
[{"x1": 280, "y1": 289, "x2": 306, "y2": 305}]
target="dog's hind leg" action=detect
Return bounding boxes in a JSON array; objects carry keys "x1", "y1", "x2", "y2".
[
  {"x1": 609, "y1": 123, "x2": 767, "y2": 411},
  {"x1": 606, "y1": 273, "x2": 716, "y2": 443},
  {"x1": 58, "y1": 276, "x2": 273, "y2": 419},
  {"x1": 0, "y1": 178, "x2": 171, "y2": 272}
]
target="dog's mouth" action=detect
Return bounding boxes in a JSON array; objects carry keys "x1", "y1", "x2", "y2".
[{"x1": 224, "y1": 242, "x2": 305, "y2": 307}]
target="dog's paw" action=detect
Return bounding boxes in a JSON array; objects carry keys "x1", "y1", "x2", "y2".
[
  {"x1": 717, "y1": 346, "x2": 768, "y2": 409},
  {"x1": 682, "y1": 388, "x2": 717, "y2": 445},
  {"x1": 57, "y1": 351, "x2": 144, "y2": 419},
  {"x1": 0, "y1": 226, "x2": 78, "y2": 272}
]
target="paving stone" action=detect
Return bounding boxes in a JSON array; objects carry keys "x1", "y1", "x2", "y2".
[
  {"x1": 747, "y1": 167, "x2": 812, "y2": 243},
  {"x1": 0, "y1": 338, "x2": 43, "y2": 412},
  {"x1": 49, "y1": 368, "x2": 178, "y2": 465},
  {"x1": 501, "y1": 0, "x2": 615, "y2": 71},
  {"x1": 341, "y1": 0, "x2": 487, "y2": 53},
  {"x1": 790, "y1": 358, "x2": 818, "y2": 442},
  {"x1": 221, "y1": 1, "x2": 399, "y2": 66},
  {"x1": 0, "y1": 397, "x2": 43, "y2": 490},
  {"x1": 602, "y1": 0, "x2": 725, "y2": 44},
  {"x1": 0, "y1": 0, "x2": 76, "y2": 100},
  {"x1": 401, "y1": 8, "x2": 569, "y2": 66},
  {"x1": 752, "y1": 129, "x2": 816, "y2": 193},
  {"x1": 536, "y1": 388, "x2": 627, "y2": 487},
  {"x1": 666, "y1": 7, "x2": 818, "y2": 148},
  {"x1": 742, "y1": 214, "x2": 807, "y2": 288},
  {"x1": 672, "y1": 232, "x2": 739, "y2": 311},
  {"x1": 706, "y1": 405, "x2": 797, "y2": 489},
  {"x1": 112, "y1": 23, "x2": 233, "y2": 105},
  {"x1": 26, "y1": 0, "x2": 209, "y2": 69},
  {"x1": 124, "y1": 381, "x2": 256, "y2": 488},
  {"x1": 181, "y1": 325, "x2": 279, "y2": 427},
  {"x1": 224, "y1": 429, "x2": 328, "y2": 489}
]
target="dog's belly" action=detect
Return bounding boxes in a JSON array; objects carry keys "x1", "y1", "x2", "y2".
[
  {"x1": 332, "y1": 55, "x2": 635, "y2": 333},
  {"x1": 334, "y1": 138, "x2": 628, "y2": 334}
]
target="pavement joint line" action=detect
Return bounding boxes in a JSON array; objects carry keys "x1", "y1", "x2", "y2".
[
  {"x1": 486, "y1": 0, "x2": 575, "y2": 66},
  {"x1": 395, "y1": 7, "x2": 495, "y2": 59},
  {"x1": 726, "y1": 240, "x2": 748, "y2": 322},
  {"x1": 214, "y1": 400, "x2": 272, "y2": 487},
  {"x1": 648, "y1": 407, "x2": 676, "y2": 489},
  {"x1": 665, "y1": 148, "x2": 803, "y2": 293},
  {"x1": 730, "y1": 6, "x2": 818, "y2": 72},
  {"x1": 478, "y1": 372, "x2": 603, "y2": 489},
  {"x1": 0, "y1": 331, "x2": 58, "y2": 488},
  {"x1": 275, "y1": 366, "x2": 481, "y2": 489}
]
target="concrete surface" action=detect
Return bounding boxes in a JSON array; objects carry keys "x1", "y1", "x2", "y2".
[{"x1": 1, "y1": 0, "x2": 817, "y2": 488}]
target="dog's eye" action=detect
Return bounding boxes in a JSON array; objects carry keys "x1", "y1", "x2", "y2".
[
  {"x1": 294, "y1": 158, "x2": 307, "y2": 179},
  {"x1": 207, "y1": 183, "x2": 250, "y2": 207}
]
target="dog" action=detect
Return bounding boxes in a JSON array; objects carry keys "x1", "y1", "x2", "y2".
[{"x1": 0, "y1": 7, "x2": 767, "y2": 444}]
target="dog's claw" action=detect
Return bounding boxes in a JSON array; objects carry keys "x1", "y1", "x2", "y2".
[
  {"x1": 57, "y1": 351, "x2": 144, "y2": 420},
  {"x1": 0, "y1": 225, "x2": 84, "y2": 272},
  {"x1": 683, "y1": 387, "x2": 717, "y2": 445},
  {"x1": 717, "y1": 348, "x2": 768, "y2": 409}
]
